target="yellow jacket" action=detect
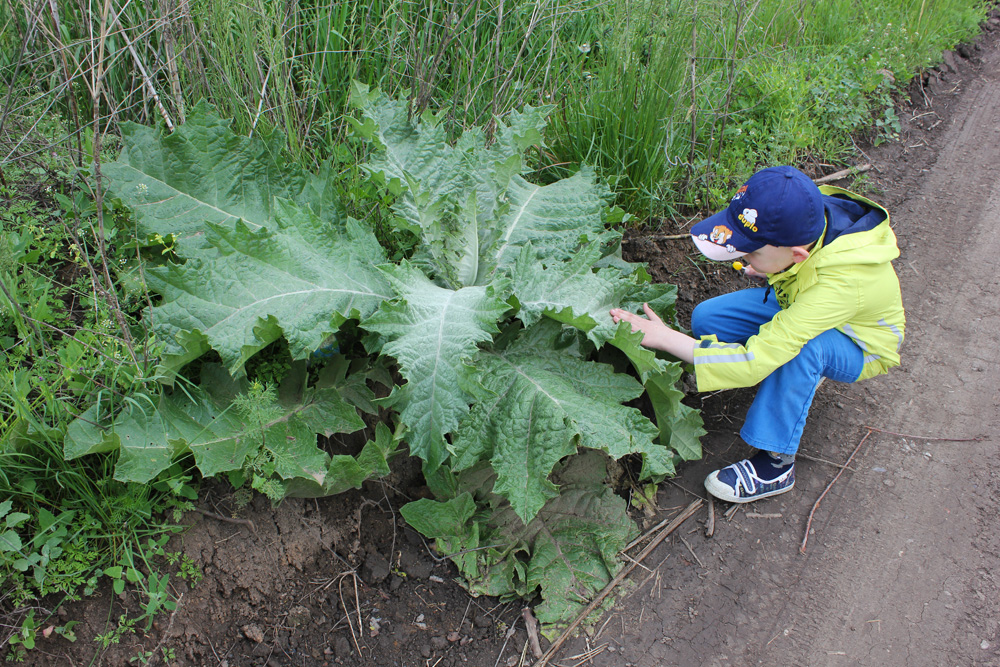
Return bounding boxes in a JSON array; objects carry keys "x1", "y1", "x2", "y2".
[{"x1": 693, "y1": 186, "x2": 905, "y2": 391}]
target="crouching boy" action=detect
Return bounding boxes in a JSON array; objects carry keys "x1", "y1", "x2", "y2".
[{"x1": 610, "y1": 166, "x2": 905, "y2": 503}]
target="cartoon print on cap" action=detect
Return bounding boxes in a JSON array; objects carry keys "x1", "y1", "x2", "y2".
[
  {"x1": 731, "y1": 185, "x2": 748, "y2": 201},
  {"x1": 698, "y1": 225, "x2": 738, "y2": 254},
  {"x1": 738, "y1": 207, "x2": 759, "y2": 232}
]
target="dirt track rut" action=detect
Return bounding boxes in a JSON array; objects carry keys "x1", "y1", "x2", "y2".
[{"x1": 562, "y1": 28, "x2": 1000, "y2": 667}]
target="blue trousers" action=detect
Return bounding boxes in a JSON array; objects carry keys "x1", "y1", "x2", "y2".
[{"x1": 690, "y1": 288, "x2": 864, "y2": 456}]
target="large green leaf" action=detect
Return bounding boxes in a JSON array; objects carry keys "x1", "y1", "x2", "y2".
[
  {"x1": 104, "y1": 101, "x2": 342, "y2": 253},
  {"x1": 484, "y1": 168, "x2": 615, "y2": 276},
  {"x1": 148, "y1": 200, "x2": 392, "y2": 374},
  {"x1": 511, "y1": 241, "x2": 635, "y2": 340},
  {"x1": 362, "y1": 262, "x2": 509, "y2": 471},
  {"x1": 399, "y1": 493, "x2": 481, "y2": 576},
  {"x1": 64, "y1": 364, "x2": 368, "y2": 485},
  {"x1": 452, "y1": 321, "x2": 664, "y2": 523},
  {"x1": 606, "y1": 323, "x2": 706, "y2": 463},
  {"x1": 351, "y1": 84, "x2": 616, "y2": 288},
  {"x1": 402, "y1": 452, "x2": 637, "y2": 626}
]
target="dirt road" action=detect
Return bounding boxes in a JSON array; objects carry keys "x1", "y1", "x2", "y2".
[{"x1": 559, "y1": 24, "x2": 1000, "y2": 667}]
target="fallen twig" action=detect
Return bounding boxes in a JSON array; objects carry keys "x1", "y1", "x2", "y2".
[
  {"x1": 147, "y1": 592, "x2": 184, "y2": 666},
  {"x1": 796, "y1": 451, "x2": 857, "y2": 472},
  {"x1": 191, "y1": 507, "x2": 256, "y2": 533},
  {"x1": 813, "y1": 163, "x2": 871, "y2": 185},
  {"x1": 705, "y1": 497, "x2": 715, "y2": 538},
  {"x1": 861, "y1": 425, "x2": 984, "y2": 442},
  {"x1": 112, "y1": 12, "x2": 174, "y2": 132},
  {"x1": 567, "y1": 643, "x2": 608, "y2": 666},
  {"x1": 532, "y1": 500, "x2": 703, "y2": 667},
  {"x1": 745, "y1": 512, "x2": 782, "y2": 519},
  {"x1": 338, "y1": 573, "x2": 365, "y2": 659},
  {"x1": 491, "y1": 619, "x2": 521, "y2": 667},
  {"x1": 800, "y1": 429, "x2": 872, "y2": 554},
  {"x1": 622, "y1": 233, "x2": 691, "y2": 242},
  {"x1": 724, "y1": 503, "x2": 740, "y2": 520},
  {"x1": 678, "y1": 536, "x2": 704, "y2": 568},
  {"x1": 522, "y1": 607, "x2": 543, "y2": 659},
  {"x1": 622, "y1": 512, "x2": 675, "y2": 552}
]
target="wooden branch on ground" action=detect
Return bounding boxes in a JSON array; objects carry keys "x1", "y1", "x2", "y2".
[
  {"x1": 705, "y1": 497, "x2": 715, "y2": 538},
  {"x1": 622, "y1": 233, "x2": 691, "y2": 243},
  {"x1": 861, "y1": 425, "x2": 985, "y2": 442},
  {"x1": 813, "y1": 164, "x2": 872, "y2": 185},
  {"x1": 800, "y1": 429, "x2": 872, "y2": 554},
  {"x1": 113, "y1": 12, "x2": 174, "y2": 132},
  {"x1": 532, "y1": 499, "x2": 703, "y2": 667},
  {"x1": 522, "y1": 608, "x2": 543, "y2": 659},
  {"x1": 191, "y1": 507, "x2": 256, "y2": 533}
]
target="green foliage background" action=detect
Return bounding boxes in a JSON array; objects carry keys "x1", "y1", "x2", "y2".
[{"x1": 0, "y1": 0, "x2": 988, "y2": 655}]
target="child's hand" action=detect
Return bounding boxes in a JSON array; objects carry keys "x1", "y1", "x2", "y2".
[
  {"x1": 609, "y1": 303, "x2": 673, "y2": 349},
  {"x1": 609, "y1": 303, "x2": 697, "y2": 363},
  {"x1": 743, "y1": 265, "x2": 767, "y2": 281}
]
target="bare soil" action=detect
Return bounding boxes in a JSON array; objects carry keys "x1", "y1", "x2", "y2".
[{"x1": 22, "y1": 13, "x2": 1000, "y2": 667}]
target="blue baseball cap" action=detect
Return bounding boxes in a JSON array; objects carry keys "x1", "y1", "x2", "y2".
[{"x1": 690, "y1": 166, "x2": 825, "y2": 260}]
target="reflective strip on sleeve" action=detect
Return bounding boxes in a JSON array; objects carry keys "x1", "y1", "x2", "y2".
[{"x1": 695, "y1": 352, "x2": 755, "y2": 365}]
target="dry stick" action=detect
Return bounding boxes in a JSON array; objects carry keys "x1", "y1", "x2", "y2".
[
  {"x1": 796, "y1": 451, "x2": 856, "y2": 472},
  {"x1": 532, "y1": 500, "x2": 703, "y2": 667},
  {"x1": 622, "y1": 233, "x2": 690, "y2": 242},
  {"x1": 622, "y1": 510, "x2": 678, "y2": 552},
  {"x1": 799, "y1": 429, "x2": 872, "y2": 554},
  {"x1": 46, "y1": 0, "x2": 84, "y2": 166},
  {"x1": 352, "y1": 573, "x2": 364, "y2": 655},
  {"x1": 161, "y1": 0, "x2": 185, "y2": 125},
  {"x1": 522, "y1": 607, "x2": 543, "y2": 659},
  {"x1": 88, "y1": 0, "x2": 139, "y2": 367},
  {"x1": 705, "y1": 497, "x2": 716, "y2": 538},
  {"x1": 678, "y1": 536, "x2": 704, "y2": 568},
  {"x1": 191, "y1": 507, "x2": 256, "y2": 533},
  {"x1": 861, "y1": 425, "x2": 984, "y2": 442},
  {"x1": 338, "y1": 574, "x2": 363, "y2": 659},
  {"x1": 112, "y1": 9, "x2": 174, "y2": 131},
  {"x1": 686, "y1": 0, "x2": 698, "y2": 170},
  {"x1": 813, "y1": 163, "x2": 872, "y2": 185},
  {"x1": 707, "y1": 0, "x2": 751, "y2": 168},
  {"x1": 148, "y1": 591, "x2": 184, "y2": 666}
]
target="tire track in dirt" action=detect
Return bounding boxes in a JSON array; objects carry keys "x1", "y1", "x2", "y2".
[
  {"x1": 558, "y1": 26, "x2": 1000, "y2": 667},
  {"x1": 752, "y1": 41, "x2": 1000, "y2": 666}
]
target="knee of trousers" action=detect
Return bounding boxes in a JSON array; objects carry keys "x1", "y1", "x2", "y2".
[{"x1": 691, "y1": 300, "x2": 722, "y2": 338}]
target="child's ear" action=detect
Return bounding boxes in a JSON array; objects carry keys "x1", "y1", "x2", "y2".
[{"x1": 790, "y1": 245, "x2": 812, "y2": 264}]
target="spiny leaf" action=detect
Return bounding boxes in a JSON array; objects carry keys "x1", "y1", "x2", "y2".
[
  {"x1": 606, "y1": 323, "x2": 705, "y2": 465},
  {"x1": 353, "y1": 87, "x2": 617, "y2": 288},
  {"x1": 64, "y1": 364, "x2": 367, "y2": 484},
  {"x1": 484, "y1": 168, "x2": 615, "y2": 277},
  {"x1": 148, "y1": 200, "x2": 392, "y2": 374},
  {"x1": 511, "y1": 241, "x2": 633, "y2": 339},
  {"x1": 404, "y1": 452, "x2": 636, "y2": 624},
  {"x1": 105, "y1": 100, "x2": 342, "y2": 253},
  {"x1": 362, "y1": 262, "x2": 510, "y2": 471},
  {"x1": 452, "y1": 321, "x2": 661, "y2": 524}
]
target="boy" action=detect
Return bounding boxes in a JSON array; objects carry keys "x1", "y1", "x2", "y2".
[{"x1": 610, "y1": 166, "x2": 905, "y2": 503}]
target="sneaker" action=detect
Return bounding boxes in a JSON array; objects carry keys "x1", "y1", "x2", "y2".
[{"x1": 704, "y1": 453, "x2": 795, "y2": 503}]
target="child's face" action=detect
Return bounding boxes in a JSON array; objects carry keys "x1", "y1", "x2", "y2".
[{"x1": 742, "y1": 244, "x2": 807, "y2": 274}]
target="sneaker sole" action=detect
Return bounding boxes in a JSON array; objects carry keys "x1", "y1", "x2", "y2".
[{"x1": 704, "y1": 473, "x2": 795, "y2": 504}]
